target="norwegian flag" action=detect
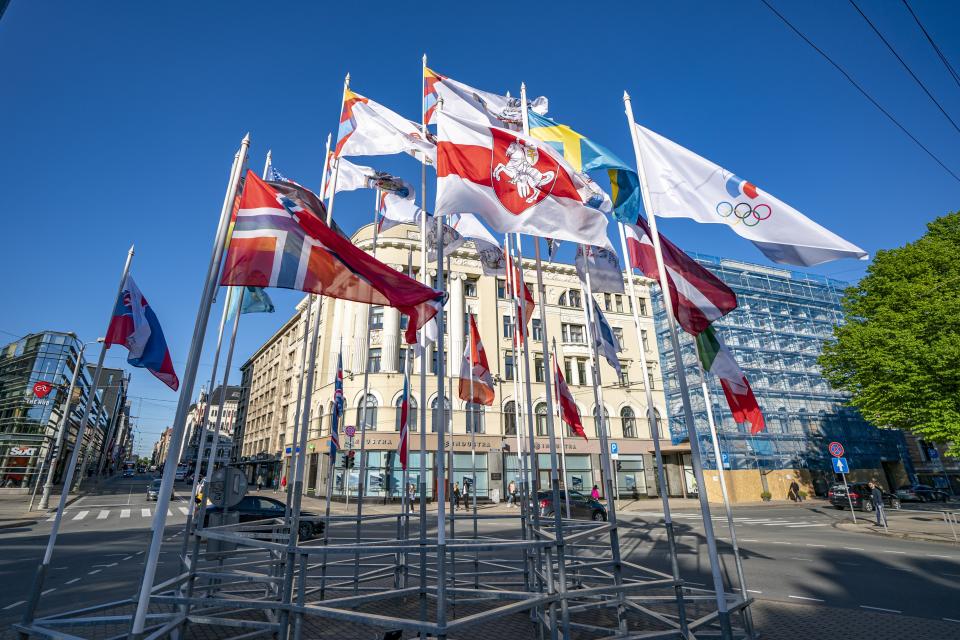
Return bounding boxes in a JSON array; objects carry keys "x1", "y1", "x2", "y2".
[
  {"x1": 553, "y1": 353, "x2": 587, "y2": 440},
  {"x1": 398, "y1": 372, "x2": 410, "y2": 470},
  {"x1": 220, "y1": 171, "x2": 443, "y2": 343},
  {"x1": 504, "y1": 241, "x2": 535, "y2": 345},
  {"x1": 331, "y1": 351, "x2": 343, "y2": 456}
]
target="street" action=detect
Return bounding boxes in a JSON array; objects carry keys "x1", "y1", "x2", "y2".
[{"x1": 1, "y1": 477, "x2": 959, "y2": 639}]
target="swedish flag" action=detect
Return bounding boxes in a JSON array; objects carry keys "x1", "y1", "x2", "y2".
[{"x1": 527, "y1": 110, "x2": 640, "y2": 223}]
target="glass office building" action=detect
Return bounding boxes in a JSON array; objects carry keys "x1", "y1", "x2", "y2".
[
  {"x1": 654, "y1": 255, "x2": 912, "y2": 497},
  {"x1": 0, "y1": 331, "x2": 108, "y2": 490}
]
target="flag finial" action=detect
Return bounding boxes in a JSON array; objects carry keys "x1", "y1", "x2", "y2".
[
  {"x1": 344, "y1": 72, "x2": 351, "y2": 86},
  {"x1": 242, "y1": 132, "x2": 250, "y2": 143},
  {"x1": 128, "y1": 244, "x2": 135, "y2": 256},
  {"x1": 422, "y1": 53, "x2": 427, "y2": 65},
  {"x1": 521, "y1": 81, "x2": 526, "y2": 91},
  {"x1": 622, "y1": 90, "x2": 631, "y2": 101}
]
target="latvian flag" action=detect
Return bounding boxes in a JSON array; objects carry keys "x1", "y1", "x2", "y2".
[
  {"x1": 624, "y1": 216, "x2": 738, "y2": 336},
  {"x1": 554, "y1": 356, "x2": 587, "y2": 440},
  {"x1": 220, "y1": 171, "x2": 443, "y2": 343}
]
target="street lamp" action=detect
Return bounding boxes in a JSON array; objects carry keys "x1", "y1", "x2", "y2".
[{"x1": 35, "y1": 337, "x2": 104, "y2": 511}]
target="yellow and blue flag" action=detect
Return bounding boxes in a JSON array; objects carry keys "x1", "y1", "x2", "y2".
[{"x1": 527, "y1": 110, "x2": 640, "y2": 223}]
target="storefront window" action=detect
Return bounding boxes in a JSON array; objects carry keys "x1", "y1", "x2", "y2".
[
  {"x1": 452, "y1": 452, "x2": 488, "y2": 498},
  {"x1": 616, "y1": 454, "x2": 646, "y2": 498}
]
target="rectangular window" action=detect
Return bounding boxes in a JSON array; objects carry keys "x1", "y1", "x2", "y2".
[
  {"x1": 502, "y1": 314, "x2": 514, "y2": 339},
  {"x1": 497, "y1": 279, "x2": 507, "y2": 299},
  {"x1": 370, "y1": 306, "x2": 384, "y2": 330},
  {"x1": 604, "y1": 293, "x2": 612, "y2": 311},
  {"x1": 637, "y1": 297, "x2": 648, "y2": 315},
  {"x1": 647, "y1": 364, "x2": 655, "y2": 389},
  {"x1": 532, "y1": 318, "x2": 543, "y2": 342},
  {"x1": 641, "y1": 329, "x2": 649, "y2": 352},
  {"x1": 564, "y1": 358, "x2": 574, "y2": 384},
  {"x1": 577, "y1": 359, "x2": 588, "y2": 386},
  {"x1": 618, "y1": 362, "x2": 629, "y2": 386},
  {"x1": 534, "y1": 357, "x2": 544, "y2": 383},
  {"x1": 562, "y1": 323, "x2": 585, "y2": 344},
  {"x1": 465, "y1": 278, "x2": 478, "y2": 297},
  {"x1": 430, "y1": 349, "x2": 439, "y2": 375},
  {"x1": 504, "y1": 353, "x2": 515, "y2": 380},
  {"x1": 615, "y1": 294, "x2": 624, "y2": 313},
  {"x1": 612, "y1": 326, "x2": 624, "y2": 345}
]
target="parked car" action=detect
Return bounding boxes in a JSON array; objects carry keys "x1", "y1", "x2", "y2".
[
  {"x1": 828, "y1": 483, "x2": 901, "y2": 512},
  {"x1": 895, "y1": 484, "x2": 950, "y2": 503},
  {"x1": 122, "y1": 468, "x2": 134, "y2": 477},
  {"x1": 203, "y1": 495, "x2": 323, "y2": 540},
  {"x1": 536, "y1": 489, "x2": 607, "y2": 521},
  {"x1": 146, "y1": 478, "x2": 175, "y2": 501}
]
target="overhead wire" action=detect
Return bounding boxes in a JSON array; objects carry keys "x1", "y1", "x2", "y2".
[
  {"x1": 901, "y1": 0, "x2": 960, "y2": 90},
  {"x1": 848, "y1": 0, "x2": 960, "y2": 136},
  {"x1": 758, "y1": 0, "x2": 960, "y2": 183}
]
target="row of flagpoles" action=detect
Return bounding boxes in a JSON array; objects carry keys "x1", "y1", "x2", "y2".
[{"x1": 25, "y1": 53, "x2": 870, "y2": 639}]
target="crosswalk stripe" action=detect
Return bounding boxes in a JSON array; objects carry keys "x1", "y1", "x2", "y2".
[
  {"x1": 97, "y1": 510, "x2": 109, "y2": 520},
  {"x1": 120, "y1": 509, "x2": 131, "y2": 518},
  {"x1": 178, "y1": 507, "x2": 189, "y2": 515},
  {"x1": 72, "y1": 511, "x2": 89, "y2": 521},
  {"x1": 46, "y1": 513, "x2": 57, "y2": 522},
  {"x1": 167, "y1": 510, "x2": 173, "y2": 516},
  {"x1": 762, "y1": 522, "x2": 809, "y2": 526},
  {"x1": 787, "y1": 524, "x2": 828, "y2": 528},
  {"x1": 141, "y1": 508, "x2": 151, "y2": 517}
]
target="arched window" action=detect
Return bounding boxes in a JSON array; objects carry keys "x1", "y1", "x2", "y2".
[
  {"x1": 593, "y1": 406, "x2": 610, "y2": 438},
  {"x1": 651, "y1": 408, "x2": 663, "y2": 438},
  {"x1": 395, "y1": 395, "x2": 418, "y2": 432},
  {"x1": 466, "y1": 402, "x2": 485, "y2": 434},
  {"x1": 431, "y1": 396, "x2": 451, "y2": 432},
  {"x1": 535, "y1": 402, "x2": 548, "y2": 436},
  {"x1": 504, "y1": 401, "x2": 517, "y2": 436},
  {"x1": 356, "y1": 394, "x2": 378, "y2": 431},
  {"x1": 621, "y1": 407, "x2": 636, "y2": 438}
]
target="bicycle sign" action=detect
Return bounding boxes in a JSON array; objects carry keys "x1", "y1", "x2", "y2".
[{"x1": 828, "y1": 442, "x2": 844, "y2": 458}]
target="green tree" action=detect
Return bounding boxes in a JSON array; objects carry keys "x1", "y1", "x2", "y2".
[{"x1": 820, "y1": 212, "x2": 960, "y2": 455}]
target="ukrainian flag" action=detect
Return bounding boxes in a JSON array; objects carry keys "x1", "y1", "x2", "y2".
[{"x1": 527, "y1": 110, "x2": 641, "y2": 223}]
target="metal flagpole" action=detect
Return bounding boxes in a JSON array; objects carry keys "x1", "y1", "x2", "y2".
[
  {"x1": 433, "y1": 210, "x2": 450, "y2": 636},
  {"x1": 551, "y1": 341, "x2": 572, "y2": 520},
  {"x1": 616, "y1": 222, "x2": 689, "y2": 634},
  {"x1": 37, "y1": 338, "x2": 99, "y2": 510},
  {"x1": 418, "y1": 54, "x2": 430, "y2": 635},
  {"x1": 580, "y1": 261, "x2": 628, "y2": 635},
  {"x1": 623, "y1": 92, "x2": 733, "y2": 639},
  {"x1": 319, "y1": 338, "x2": 341, "y2": 601},
  {"x1": 698, "y1": 362, "x2": 754, "y2": 637},
  {"x1": 20, "y1": 246, "x2": 133, "y2": 634},
  {"x1": 351, "y1": 187, "x2": 382, "y2": 594},
  {"x1": 399, "y1": 249, "x2": 415, "y2": 588},
  {"x1": 129, "y1": 134, "x2": 249, "y2": 638},
  {"x1": 467, "y1": 313, "x2": 479, "y2": 590}
]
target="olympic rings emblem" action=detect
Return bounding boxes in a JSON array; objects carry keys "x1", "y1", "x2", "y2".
[{"x1": 716, "y1": 201, "x2": 772, "y2": 227}]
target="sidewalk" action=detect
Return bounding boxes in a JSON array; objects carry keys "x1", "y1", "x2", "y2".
[
  {"x1": 835, "y1": 507, "x2": 960, "y2": 545},
  {"x1": 0, "y1": 488, "x2": 87, "y2": 529}
]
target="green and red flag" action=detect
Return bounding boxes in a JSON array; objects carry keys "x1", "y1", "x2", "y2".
[{"x1": 696, "y1": 326, "x2": 765, "y2": 434}]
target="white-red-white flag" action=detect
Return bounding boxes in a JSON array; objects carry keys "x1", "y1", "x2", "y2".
[
  {"x1": 436, "y1": 111, "x2": 612, "y2": 248},
  {"x1": 459, "y1": 315, "x2": 495, "y2": 406}
]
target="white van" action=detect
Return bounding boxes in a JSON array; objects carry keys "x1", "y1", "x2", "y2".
[{"x1": 174, "y1": 466, "x2": 188, "y2": 481}]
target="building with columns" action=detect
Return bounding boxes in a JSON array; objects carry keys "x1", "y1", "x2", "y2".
[{"x1": 235, "y1": 222, "x2": 679, "y2": 501}]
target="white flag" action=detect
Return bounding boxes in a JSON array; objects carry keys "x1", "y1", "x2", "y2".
[
  {"x1": 575, "y1": 244, "x2": 625, "y2": 294},
  {"x1": 328, "y1": 157, "x2": 376, "y2": 197},
  {"x1": 425, "y1": 66, "x2": 547, "y2": 130},
  {"x1": 633, "y1": 123, "x2": 868, "y2": 267},
  {"x1": 338, "y1": 88, "x2": 436, "y2": 165},
  {"x1": 378, "y1": 190, "x2": 421, "y2": 233},
  {"x1": 449, "y1": 213, "x2": 506, "y2": 276}
]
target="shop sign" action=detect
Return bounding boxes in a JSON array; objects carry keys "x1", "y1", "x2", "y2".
[
  {"x1": 9, "y1": 446, "x2": 37, "y2": 456},
  {"x1": 33, "y1": 382, "x2": 53, "y2": 398}
]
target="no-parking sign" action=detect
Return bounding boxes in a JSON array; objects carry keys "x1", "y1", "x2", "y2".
[{"x1": 828, "y1": 442, "x2": 844, "y2": 458}]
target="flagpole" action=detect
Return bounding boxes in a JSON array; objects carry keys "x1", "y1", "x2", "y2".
[
  {"x1": 351, "y1": 187, "x2": 382, "y2": 594},
  {"x1": 319, "y1": 133, "x2": 332, "y2": 201},
  {"x1": 319, "y1": 340, "x2": 341, "y2": 601},
  {"x1": 324, "y1": 73, "x2": 350, "y2": 225},
  {"x1": 551, "y1": 341, "x2": 572, "y2": 519},
  {"x1": 20, "y1": 246, "x2": 132, "y2": 634},
  {"x1": 432, "y1": 207, "x2": 450, "y2": 633},
  {"x1": 467, "y1": 314, "x2": 479, "y2": 590},
  {"x1": 698, "y1": 358, "x2": 755, "y2": 637},
  {"x1": 623, "y1": 91, "x2": 733, "y2": 639},
  {"x1": 128, "y1": 134, "x2": 249, "y2": 638},
  {"x1": 399, "y1": 248, "x2": 414, "y2": 589},
  {"x1": 616, "y1": 221, "x2": 689, "y2": 634},
  {"x1": 418, "y1": 55, "x2": 430, "y2": 634},
  {"x1": 579, "y1": 257, "x2": 628, "y2": 635}
]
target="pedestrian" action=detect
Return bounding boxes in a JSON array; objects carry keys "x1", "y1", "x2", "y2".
[
  {"x1": 788, "y1": 480, "x2": 801, "y2": 502},
  {"x1": 869, "y1": 481, "x2": 887, "y2": 527},
  {"x1": 281, "y1": 475, "x2": 287, "y2": 492},
  {"x1": 507, "y1": 480, "x2": 517, "y2": 507},
  {"x1": 407, "y1": 482, "x2": 416, "y2": 513},
  {"x1": 453, "y1": 482, "x2": 461, "y2": 511},
  {"x1": 591, "y1": 484, "x2": 601, "y2": 501},
  {"x1": 256, "y1": 474, "x2": 263, "y2": 492},
  {"x1": 463, "y1": 481, "x2": 471, "y2": 509}
]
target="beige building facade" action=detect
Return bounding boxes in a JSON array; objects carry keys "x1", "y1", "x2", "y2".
[{"x1": 236, "y1": 223, "x2": 681, "y2": 500}]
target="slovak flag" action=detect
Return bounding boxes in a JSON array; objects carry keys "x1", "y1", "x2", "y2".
[
  {"x1": 105, "y1": 275, "x2": 179, "y2": 391},
  {"x1": 554, "y1": 354, "x2": 587, "y2": 441},
  {"x1": 331, "y1": 351, "x2": 343, "y2": 456},
  {"x1": 436, "y1": 111, "x2": 612, "y2": 248},
  {"x1": 398, "y1": 372, "x2": 410, "y2": 470},
  {"x1": 459, "y1": 315, "x2": 495, "y2": 406},
  {"x1": 220, "y1": 171, "x2": 443, "y2": 344}
]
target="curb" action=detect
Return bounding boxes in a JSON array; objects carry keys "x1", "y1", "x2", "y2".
[
  {"x1": 0, "y1": 519, "x2": 38, "y2": 530},
  {"x1": 833, "y1": 520, "x2": 959, "y2": 546}
]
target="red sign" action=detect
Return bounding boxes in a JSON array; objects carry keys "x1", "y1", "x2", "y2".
[
  {"x1": 828, "y1": 442, "x2": 844, "y2": 458},
  {"x1": 33, "y1": 381, "x2": 53, "y2": 398},
  {"x1": 490, "y1": 129, "x2": 559, "y2": 215}
]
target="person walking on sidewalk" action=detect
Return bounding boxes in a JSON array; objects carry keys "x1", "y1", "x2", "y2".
[
  {"x1": 869, "y1": 481, "x2": 887, "y2": 527},
  {"x1": 507, "y1": 480, "x2": 517, "y2": 507},
  {"x1": 452, "y1": 482, "x2": 462, "y2": 512},
  {"x1": 591, "y1": 484, "x2": 601, "y2": 501},
  {"x1": 407, "y1": 483, "x2": 416, "y2": 512}
]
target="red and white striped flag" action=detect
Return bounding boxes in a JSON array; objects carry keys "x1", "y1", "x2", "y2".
[
  {"x1": 459, "y1": 315, "x2": 495, "y2": 406},
  {"x1": 554, "y1": 354, "x2": 587, "y2": 440},
  {"x1": 505, "y1": 241, "x2": 535, "y2": 345}
]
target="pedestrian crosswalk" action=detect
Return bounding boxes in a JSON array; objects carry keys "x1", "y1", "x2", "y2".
[
  {"x1": 633, "y1": 512, "x2": 830, "y2": 530},
  {"x1": 46, "y1": 504, "x2": 191, "y2": 524}
]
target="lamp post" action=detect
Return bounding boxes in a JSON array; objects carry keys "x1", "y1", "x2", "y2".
[{"x1": 37, "y1": 337, "x2": 104, "y2": 511}]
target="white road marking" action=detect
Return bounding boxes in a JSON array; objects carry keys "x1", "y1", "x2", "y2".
[
  {"x1": 93, "y1": 563, "x2": 117, "y2": 568},
  {"x1": 883, "y1": 550, "x2": 907, "y2": 555},
  {"x1": 787, "y1": 524, "x2": 827, "y2": 528},
  {"x1": 46, "y1": 514, "x2": 57, "y2": 521},
  {"x1": 3, "y1": 600, "x2": 25, "y2": 611},
  {"x1": 97, "y1": 510, "x2": 109, "y2": 520},
  {"x1": 122, "y1": 555, "x2": 133, "y2": 561},
  {"x1": 927, "y1": 554, "x2": 954, "y2": 559},
  {"x1": 141, "y1": 508, "x2": 151, "y2": 517},
  {"x1": 805, "y1": 544, "x2": 826, "y2": 547},
  {"x1": 943, "y1": 617, "x2": 960, "y2": 623},
  {"x1": 860, "y1": 605, "x2": 901, "y2": 614},
  {"x1": 740, "y1": 539, "x2": 758, "y2": 542},
  {"x1": 747, "y1": 589, "x2": 762, "y2": 594},
  {"x1": 788, "y1": 595, "x2": 824, "y2": 602},
  {"x1": 65, "y1": 578, "x2": 81, "y2": 585},
  {"x1": 762, "y1": 521, "x2": 808, "y2": 526},
  {"x1": 771, "y1": 541, "x2": 792, "y2": 545},
  {"x1": 120, "y1": 509, "x2": 130, "y2": 519},
  {"x1": 178, "y1": 507, "x2": 189, "y2": 515},
  {"x1": 167, "y1": 509, "x2": 173, "y2": 516},
  {"x1": 88, "y1": 569, "x2": 101, "y2": 575},
  {"x1": 72, "y1": 511, "x2": 89, "y2": 521},
  {"x1": 41, "y1": 588, "x2": 56, "y2": 596},
  {"x1": 790, "y1": 557, "x2": 814, "y2": 562},
  {"x1": 844, "y1": 547, "x2": 864, "y2": 551}
]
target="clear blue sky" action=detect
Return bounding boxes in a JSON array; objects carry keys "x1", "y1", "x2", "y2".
[{"x1": 2, "y1": 1, "x2": 958, "y2": 456}]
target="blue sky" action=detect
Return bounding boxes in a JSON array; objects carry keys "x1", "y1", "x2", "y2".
[{"x1": 2, "y1": 1, "x2": 958, "y2": 455}]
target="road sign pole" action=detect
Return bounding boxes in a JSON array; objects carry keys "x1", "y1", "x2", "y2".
[{"x1": 842, "y1": 472, "x2": 857, "y2": 524}]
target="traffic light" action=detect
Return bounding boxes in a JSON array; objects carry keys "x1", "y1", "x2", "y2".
[
  {"x1": 347, "y1": 451, "x2": 356, "y2": 469},
  {"x1": 616, "y1": 461, "x2": 622, "y2": 472}
]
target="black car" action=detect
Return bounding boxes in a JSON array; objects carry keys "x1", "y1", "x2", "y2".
[
  {"x1": 203, "y1": 495, "x2": 324, "y2": 540},
  {"x1": 536, "y1": 490, "x2": 607, "y2": 521},
  {"x1": 828, "y1": 483, "x2": 901, "y2": 512},
  {"x1": 895, "y1": 484, "x2": 950, "y2": 503}
]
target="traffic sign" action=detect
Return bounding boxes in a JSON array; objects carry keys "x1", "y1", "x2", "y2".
[
  {"x1": 345, "y1": 425, "x2": 356, "y2": 438},
  {"x1": 828, "y1": 442, "x2": 844, "y2": 458},
  {"x1": 928, "y1": 448, "x2": 939, "y2": 460},
  {"x1": 610, "y1": 442, "x2": 619, "y2": 460},
  {"x1": 208, "y1": 467, "x2": 248, "y2": 508},
  {"x1": 721, "y1": 451, "x2": 730, "y2": 470},
  {"x1": 831, "y1": 457, "x2": 849, "y2": 474}
]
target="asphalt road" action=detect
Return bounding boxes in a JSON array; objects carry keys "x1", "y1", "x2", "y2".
[{"x1": 1, "y1": 479, "x2": 958, "y2": 636}]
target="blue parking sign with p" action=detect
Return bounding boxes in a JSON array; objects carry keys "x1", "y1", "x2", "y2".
[{"x1": 831, "y1": 457, "x2": 849, "y2": 474}]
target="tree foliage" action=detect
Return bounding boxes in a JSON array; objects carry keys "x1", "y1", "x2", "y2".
[{"x1": 820, "y1": 212, "x2": 960, "y2": 454}]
